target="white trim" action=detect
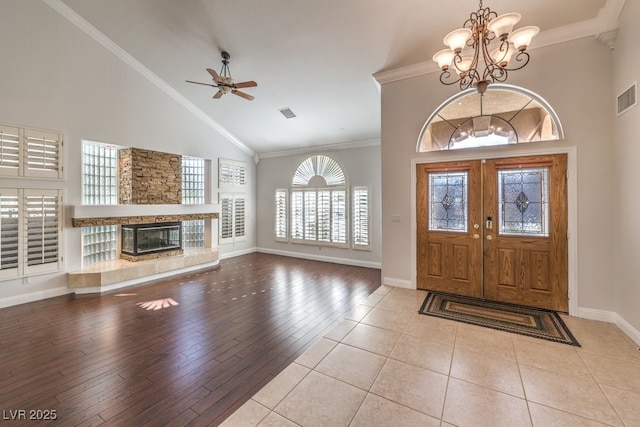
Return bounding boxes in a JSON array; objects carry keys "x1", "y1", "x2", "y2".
[
  {"x1": 0, "y1": 286, "x2": 71, "y2": 309},
  {"x1": 72, "y1": 260, "x2": 220, "y2": 295},
  {"x1": 220, "y1": 247, "x2": 257, "y2": 260},
  {"x1": 576, "y1": 307, "x2": 640, "y2": 347},
  {"x1": 383, "y1": 277, "x2": 414, "y2": 290},
  {"x1": 614, "y1": 313, "x2": 640, "y2": 347},
  {"x1": 73, "y1": 204, "x2": 219, "y2": 219},
  {"x1": 257, "y1": 247, "x2": 381, "y2": 269},
  {"x1": 258, "y1": 138, "x2": 380, "y2": 160},
  {"x1": 410, "y1": 145, "x2": 579, "y2": 315},
  {"x1": 42, "y1": 0, "x2": 254, "y2": 157}
]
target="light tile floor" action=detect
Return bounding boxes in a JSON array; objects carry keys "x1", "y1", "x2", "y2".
[{"x1": 221, "y1": 286, "x2": 640, "y2": 427}]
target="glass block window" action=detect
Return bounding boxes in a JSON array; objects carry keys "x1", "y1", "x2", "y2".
[
  {"x1": 352, "y1": 186, "x2": 370, "y2": 249},
  {"x1": 498, "y1": 168, "x2": 549, "y2": 236},
  {"x1": 428, "y1": 172, "x2": 468, "y2": 232},
  {"x1": 81, "y1": 141, "x2": 118, "y2": 265},
  {"x1": 182, "y1": 156, "x2": 206, "y2": 249}
]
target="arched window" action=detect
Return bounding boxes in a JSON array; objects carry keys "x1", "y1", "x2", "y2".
[
  {"x1": 275, "y1": 155, "x2": 370, "y2": 249},
  {"x1": 417, "y1": 84, "x2": 564, "y2": 152}
]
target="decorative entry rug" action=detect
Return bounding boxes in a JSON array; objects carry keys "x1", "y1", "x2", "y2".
[{"x1": 419, "y1": 292, "x2": 580, "y2": 346}]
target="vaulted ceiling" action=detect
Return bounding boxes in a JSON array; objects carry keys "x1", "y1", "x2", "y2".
[{"x1": 54, "y1": 0, "x2": 613, "y2": 156}]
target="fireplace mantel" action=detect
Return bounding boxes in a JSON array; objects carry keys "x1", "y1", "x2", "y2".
[{"x1": 71, "y1": 204, "x2": 219, "y2": 227}]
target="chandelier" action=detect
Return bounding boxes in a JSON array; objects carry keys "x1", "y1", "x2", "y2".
[{"x1": 432, "y1": 1, "x2": 539, "y2": 94}]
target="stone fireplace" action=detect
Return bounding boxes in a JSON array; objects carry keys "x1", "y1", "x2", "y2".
[{"x1": 121, "y1": 222, "x2": 183, "y2": 262}]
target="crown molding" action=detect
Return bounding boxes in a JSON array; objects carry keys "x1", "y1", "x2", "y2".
[
  {"x1": 373, "y1": 0, "x2": 625, "y2": 85},
  {"x1": 257, "y1": 138, "x2": 380, "y2": 160},
  {"x1": 42, "y1": 0, "x2": 255, "y2": 157}
]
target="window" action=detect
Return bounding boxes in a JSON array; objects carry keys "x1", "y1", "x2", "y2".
[
  {"x1": 287, "y1": 155, "x2": 348, "y2": 247},
  {"x1": 219, "y1": 193, "x2": 246, "y2": 244},
  {"x1": 219, "y1": 158, "x2": 246, "y2": 189},
  {"x1": 352, "y1": 186, "x2": 370, "y2": 249},
  {"x1": 81, "y1": 141, "x2": 118, "y2": 265},
  {"x1": 0, "y1": 123, "x2": 63, "y2": 179},
  {"x1": 274, "y1": 190, "x2": 287, "y2": 241},
  {"x1": 182, "y1": 156, "x2": 206, "y2": 248},
  {"x1": 218, "y1": 158, "x2": 246, "y2": 244},
  {"x1": 0, "y1": 188, "x2": 62, "y2": 280},
  {"x1": 275, "y1": 155, "x2": 372, "y2": 250}
]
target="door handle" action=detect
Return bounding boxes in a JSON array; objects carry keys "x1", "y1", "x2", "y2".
[
  {"x1": 486, "y1": 235, "x2": 493, "y2": 241},
  {"x1": 473, "y1": 234, "x2": 480, "y2": 239}
]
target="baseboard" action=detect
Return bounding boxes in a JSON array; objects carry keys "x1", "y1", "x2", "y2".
[
  {"x1": 577, "y1": 306, "x2": 640, "y2": 347},
  {"x1": 382, "y1": 277, "x2": 414, "y2": 289},
  {"x1": 0, "y1": 287, "x2": 72, "y2": 309},
  {"x1": 220, "y1": 247, "x2": 258, "y2": 260},
  {"x1": 73, "y1": 260, "x2": 220, "y2": 295},
  {"x1": 613, "y1": 313, "x2": 640, "y2": 347},
  {"x1": 256, "y1": 247, "x2": 381, "y2": 269}
]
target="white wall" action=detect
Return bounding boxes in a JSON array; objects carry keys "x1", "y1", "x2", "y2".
[
  {"x1": 612, "y1": 0, "x2": 640, "y2": 333},
  {"x1": 380, "y1": 37, "x2": 617, "y2": 312},
  {"x1": 256, "y1": 144, "x2": 382, "y2": 268},
  {"x1": 0, "y1": 0, "x2": 256, "y2": 306}
]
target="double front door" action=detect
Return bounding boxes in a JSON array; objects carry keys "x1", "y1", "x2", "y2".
[{"x1": 416, "y1": 154, "x2": 568, "y2": 312}]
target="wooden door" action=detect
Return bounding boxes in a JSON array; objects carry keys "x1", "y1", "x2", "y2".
[
  {"x1": 416, "y1": 154, "x2": 569, "y2": 312},
  {"x1": 416, "y1": 161, "x2": 483, "y2": 298},
  {"x1": 483, "y1": 155, "x2": 568, "y2": 312}
]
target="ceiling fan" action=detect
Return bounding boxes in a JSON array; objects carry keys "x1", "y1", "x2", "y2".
[{"x1": 186, "y1": 51, "x2": 257, "y2": 100}]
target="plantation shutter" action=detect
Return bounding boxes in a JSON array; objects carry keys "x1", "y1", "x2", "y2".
[
  {"x1": 352, "y1": 187, "x2": 370, "y2": 249},
  {"x1": 0, "y1": 125, "x2": 20, "y2": 176},
  {"x1": 275, "y1": 190, "x2": 287, "y2": 241},
  {"x1": 331, "y1": 190, "x2": 347, "y2": 244},
  {"x1": 290, "y1": 191, "x2": 304, "y2": 240},
  {"x1": 219, "y1": 159, "x2": 246, "y2": 189},
  {"x1": 317, "y1": 191, "x2": 331, "y2": 242},
  {"x1": 220, "y1": 195, "x2": 234, "y2": 240},
  {"x1": 24, "y1": 129, "x2": 62, "y2": 179},
  {"x1": 234, "y1": 196, "x2": 246, "y2": 238},
  {"x1": 304, "y1": 191, "x2": 316, "y2": 240},
  {"x1": 24, "y1": 189, "x2": 61, "y2": 274},
  {"x1": 0, "y1": 191, "x2": 20, "y2": 275}
]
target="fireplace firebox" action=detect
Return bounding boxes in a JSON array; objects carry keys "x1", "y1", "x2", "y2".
[{"x1": 121, "y1": 222, "x2": 182, "y2": 260}]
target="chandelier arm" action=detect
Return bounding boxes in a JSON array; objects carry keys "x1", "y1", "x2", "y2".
[
  {"x1": 504, "y1": 51, "x2": 531, "y2": 71},
  {"x1": 439, "y1": 69, "x2": 462, "y2": 86}
]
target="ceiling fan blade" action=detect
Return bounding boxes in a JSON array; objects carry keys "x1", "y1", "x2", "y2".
[
  {"x1": 186, "y1": 80, "x2": 218, "y2": 88},
  {"x1": 232, "y1": 89, "x2": 255, "y2": 101},
  {"x1": 213, "y1": 90, "x2": 224, "y2": 99},
  {"x1": 233, "y1": 80, "x2": 257, "y2": 89},
  {"x1": 207, "y1": 68, "x2": 223, "y2": 83}
]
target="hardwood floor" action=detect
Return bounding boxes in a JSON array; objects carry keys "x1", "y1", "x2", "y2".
[{"x1": 0, "y1": 253, "x2": 381, "y2": 426}]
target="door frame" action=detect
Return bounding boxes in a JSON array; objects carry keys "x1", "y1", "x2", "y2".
[{"x1": 410, "y1": 145, "x2": 578, "y2": 315}]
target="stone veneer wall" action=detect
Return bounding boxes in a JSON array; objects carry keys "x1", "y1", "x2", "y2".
[{"x1": 119, "y1": 148, "x2": 182, "y2": 204}]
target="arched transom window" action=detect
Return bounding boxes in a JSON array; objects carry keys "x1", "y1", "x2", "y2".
[
  {"x1": 417, "y1": 84, "x2": 564, "y2": 152},
  {"x1": 275, "y1": 155, "x2": 370, "y2": 250}
]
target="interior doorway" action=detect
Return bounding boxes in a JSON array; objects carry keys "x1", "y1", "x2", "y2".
[{"x1": 416, "y1": 154, "x2": 568, "y2": 312}]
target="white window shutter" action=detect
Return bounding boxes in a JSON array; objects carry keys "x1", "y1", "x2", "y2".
[
  {"x1": 0, "y1": 125, "x2": 21, "y2": 176},
  {"x1": 24, "y1": 129, "x2": 63, "y2": 179},
  {"x1": 0, "y1": 190, "x2": 20, "y2": 278},
  {"x1": 23, "y1": 189, "x2": 62, "y2": 275},
  {"x1": 275, "y1": 190, "x2": 288, "y2": 241},
  {"x1": 352, "y1": 187, "x2": 370, "y2": 249},
  {"x1": 234, "y1": 195, "x2": 246, "y2": 239}
]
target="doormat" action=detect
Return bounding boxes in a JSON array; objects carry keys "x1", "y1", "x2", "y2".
[{"x1": 419, "y1": 292, "x2": 580, "y2": 346}]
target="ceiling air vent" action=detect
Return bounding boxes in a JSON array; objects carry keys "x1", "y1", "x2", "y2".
[
  {"x1": 279, "y1": 107, "x2": 297, "y2": 119},
  {"x1": 617, "y1": 82, "x2": 637, "y2": 116}
]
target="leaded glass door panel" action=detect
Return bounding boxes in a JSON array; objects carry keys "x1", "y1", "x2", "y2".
[
  {"x1": 416, "y1": 161, "x2": 482, "y2": 298},
  {"x1": 416, "y1": 154, "x2": 568, "y2": 312},
  {"x1": 483, "y1": 155, "x2": 568, "y2": 312}
]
